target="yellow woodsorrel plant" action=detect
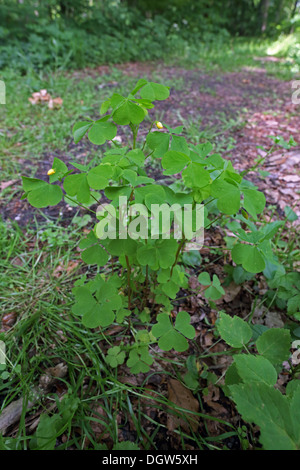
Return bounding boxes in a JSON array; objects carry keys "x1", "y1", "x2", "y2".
[{"x1": 21, "y1": 79, "x2": 280, "y2": 373}]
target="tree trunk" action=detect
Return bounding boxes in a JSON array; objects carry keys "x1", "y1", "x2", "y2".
[{"x1": 260, "y1": 0, "x2": 270, "y2": 32}]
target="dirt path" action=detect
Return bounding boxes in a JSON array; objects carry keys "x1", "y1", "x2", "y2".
[{"x1": 2, "y1": 63, "x2": 300, "y2": 225}]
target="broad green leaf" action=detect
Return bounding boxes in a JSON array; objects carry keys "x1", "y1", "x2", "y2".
[
  {"x1": 175, "y1": 311, "x2": 196, "y2": 339},
  {"x1": 204, "y1": 284, "x2": 225, "y2": 300},
  {"x1": 243, "y1": 189, "x2": 266, "y2": 219},
  {"x1": 88, "y1": 121, "x2": 117, "y2": 145},
  {"x1": 22, "y1": 177, "x2": 47, "y2": 192},
  {"x1": 82, "y1": 303, "x2": 114, "y2": 328},
  {"x1": 151, "y1": 314, "x2": 188, "y2": 352},
  {"x1": 256, "y1": 328, "x2": 291, "y2": 366},
  {"x1": 157, "y1": 239, "x2": 178, "y2": 269},
  {"x1": 234, "y1": 354, "x2": 277, "y2": 386},
  {"x1": 140, "y1": 82, "x2": 170, "y2": 101},
  {"x1": 146, "y1": 131, "x2": 170, "y2": 158},
  {"x1": 162, "y1": 150, "x2": 190, "y2": 175},
  {"x1": 170, "y1": 135, "x2": 189, "y2": 154},
  {"x1": 72, "y1": 287, "x2": 96, "y2": 316},
  {"x1": 36, "y1": 414, "x2": 61, "y2": 450},
  {"x1": 198, "y1": 271, "x2": 211, "y2": 286},
  {"x1": 290, "y1": 388, "x2": 300, "y2": 446},
  {"x1": 288, "y1": 294, "x2": 300, "y2": 314},
  {"x1": 231, "y1": 243, "x2": 265, "y2": 273},
  {"x1": 217, "y1": 311, "x2": 252, "y2": 348},
  {"x1": 73, "y1": 121, "x2": 92, "y2": 144},
  {"x1": 79, "y1": 231, "x2": 98, "y2": 249},
  {"x1": 126, "y1": 149, "x2": 145, "y2": 167},
  {"x1": 100, "y1": 99, "x2": 111, "y2": 115},
  {"x1": 137, "y1": 245, "x2": 157, "y2": 267},
  {"x1": 196, "y1": 142, "x2": 213, "y2": 158},
  {"x1": 113, "y1": 100, "x2": 145, "y2": 125},
  {"x1": 130, "y1": 78, "x2": 148, "y2": 95},
  {"x1": 211, "y1": 179, "x2": 240, "y2": 215},
  {"x1": 151, "y1": 312, "x2": 194, "y2": 352},
  {"x1": 63, "y1": 173, "x2": 90, "y2": 203},
  {"x1": 87, "y1": 164, "x2": 113, "y2": 190},
  {"x1": 182, "y1": 163, "x2": 211, "y2": 189},
  {"x1": 81, "y1": 244, "x2": 109, "y2": 266},
  {"x1": 49, "y1": 157, "x2": 68, "y2": 183},
  {"x1": 27, "y1": 184, "x2": 63, "y2": 208},
  {"x1": 284, "y1": 205, "x2": 298, "y2": 222},
  {"x1": 230, "y1": 382, "x2": 296, "y2": 450},
  {"x1": 107, "y1": 238, "x2": 137, "y2": 256},
  {"x1": 127, "y1": 347, "x2": 153, "y2": 374},
  {"x1": 161, "y1": 280, "x2": 180, "y2": 299},
  {"x1": 225, "y1": 362, "x2": 243, "y2": 387}
]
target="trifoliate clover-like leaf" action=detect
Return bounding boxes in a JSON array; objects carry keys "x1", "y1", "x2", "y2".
[
  {"x1": 126, "y1": 347, "x2": 153, "y2": 374},
  {"x1": 106, "y1": 346, "x2": 126, "y2": 368},
  {"x1": 151, "y1": 312, "x2": 195, "y2": 352},
  {"x1": 231, "y1": 243, "x2": 265, "y2": 274}
]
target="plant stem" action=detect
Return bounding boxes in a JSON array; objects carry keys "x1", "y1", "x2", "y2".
[{"x1": 125, "y1": 255, "x2": 132, "y2": 310}]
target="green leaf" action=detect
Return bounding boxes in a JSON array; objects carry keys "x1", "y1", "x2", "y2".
[
  {"x1": 108, "y1": 238, "x2": 137, "y2": 256},
  {"x1": 82, "y1": 303, "x2": 114, "y2": 328},
  {"x1": 256, "y1": 328, "x2": 291, "y2": 366},
  {"x1": 88, "y1": 121, "x2": 117, "y2": 145},
  {"x1": 100, "y1": 99, "x2": 111, "y2": 115},
  {"x1": 211, "y1": 179, "x2": 240, "y2": 215},
  {"x1": 243, "y1": 189, "x2": 266, "y2": 219},
  {"x1": 63, "y1": 173, "x2": 90, "y2": 203},
  {"x1": 196, "y1": 142, "x2": 213, "y2": 158},
  {"x1": 36, "y1": 414, "x2": 61, "y2": 450},
  {"x1": 217, "y1": 311, "x2": 252, "y2": 348},
  {"x1": 22, "y1": 177, "x2": 46, "y2": 192},
  {"x1": 170, "y1": 135, "x2": 189, "y2": 154},
  {"x1": 27, "y1": 184, "x2": 63, "y2": 208},
  {"x1": 175, "y1": 311, "x2": 196, "y2": 339},
  {"x1": 231, "y1": 243, "x2": 265, "y2": 273},
  {"x1": 73, "y1": 121, "x2": 92, "y2": 144},
  {"x1": 126, "y1": 347, "x2": 153, "y2": 373},
  {"x1": 151, "y1": 312, "x2": 195, "y2": 352},
  {"x1": 72, "y1": 286, "x2": 96, "y2": 316},
  {"x1": 130, "y1": 78, "x2": 148, "y2": 95},
  {"x1": 49, "y1": 157, "x2": 68, "y2": 183},
  {"x1": 106, "y1": 346, "x2": 126, "y2": 368},
  {"x1": 204, "y1": 284, "x2": 225, "y2": 300},
  {"x1": 234, "y1": 354, "x2": 277, "y2": 386},
  {"x1": 113, "y1": 442, "x2": 140, "y2": 451},
  {"x1": 284, "y1": 205, "x2": 298, "y2": 222},
  {"x1": 113, "y1": 100, "x2": 145, "y2": 125},
  {"x1": 198, "y1": 272, "x2": 211, "y2": 286},
  {"x1": 161, "y1": 150, "x2": 191, "y2": 175},
  {"x1": 288, "y1": 294, "x2": 300, "y2": 314},
  {"x1": 72, "y1": 281, "x2": 121, "y2": 328},
  {"x1": 126, "y1": 149, "x2": 145, "y2": 167},
  {"x1": 182, "y1": 163, "x2": 211, "y2": 189},
  {"x1": 81, "y1": 245, "x2": 109, "y2": 266},
  {"x1": 140, "y1": 82, "x2": 170, "y2": 101},
  {"x1": 146, "y1": 131, "x2": 170, "y2": 158},
  {"x1": 87, "y1": 164, "x2": 113, "y2": 190},
  {"x1": 229, "y1": 382, "x2": 296, "y2": 450}
]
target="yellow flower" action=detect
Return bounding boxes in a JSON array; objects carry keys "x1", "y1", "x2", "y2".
[
  {"x1": 47, "y1": 168, "x2": 56, "y2": 176},
  {"x1": 156, "y1": 121, "x2": 163, "y2": 129}
]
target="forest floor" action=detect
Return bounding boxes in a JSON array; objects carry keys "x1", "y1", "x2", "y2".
[{"x1": 0, "y1": 59, "x2": 299, "y2": 450}]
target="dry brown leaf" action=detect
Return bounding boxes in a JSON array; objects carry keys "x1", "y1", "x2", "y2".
[
  {"x1": 202, "y1": 384, "x2": 228, "y2": 415},
  {"x1": 282, "y1": 174, "x2": 300, "y2": 183},
  {"x1": 52, "y1": 260, "x2": 79, "y2": 278},
  {"x1": 0, "y1": 180, "x2": 18, "y2": 191},
  {"x1": 223, "y1": 282, "x2": 241, "y2": 303},
  {"x1": 167, "y1": 379, "x2": 199, "y2": 433}
]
